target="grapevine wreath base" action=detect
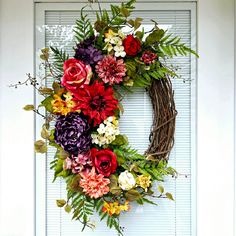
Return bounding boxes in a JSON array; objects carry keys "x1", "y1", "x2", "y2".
[{"x1": 11, "y1": 0, "x2": 198, "y2": 235}]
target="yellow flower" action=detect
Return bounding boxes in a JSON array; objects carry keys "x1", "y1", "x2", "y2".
[
  {"x1": 51, "y1": 93, "x2": 78, "y2": 115},
  {"x1": 104, "y1": 29, "x2": 117, "y2": 41},
  {"x1": 136, "y1": 175, "x2": 152, "y2": 192},
  {"x1": 119, "y1": 201, "x2": 130, "y2": 211},
  {"x1": 102, "y1": 201, "x2": 130, "y2": 216}
]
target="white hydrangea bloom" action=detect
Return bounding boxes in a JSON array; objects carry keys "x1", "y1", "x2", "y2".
[
  {"x1": 91, "y1": 116, "x2": 120, "y2": 146},
  {"x1": 114, "y1": 45, "x2": 126, "y2": 58},
  {"x1": 104, "y1": 29, "x2": 125, "y2": 56}
]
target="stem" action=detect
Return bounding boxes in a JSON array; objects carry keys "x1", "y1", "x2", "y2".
[
  {"x1": 33, "y1": 109, "x2": 46, "y2": 119},
  {"x1": 97, "y1": 0, "x2": 102, "y2": 17}
]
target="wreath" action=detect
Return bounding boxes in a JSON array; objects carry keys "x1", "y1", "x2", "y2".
[{"x1": 12, "y1": 0, "x2": 198, "y2": 235}]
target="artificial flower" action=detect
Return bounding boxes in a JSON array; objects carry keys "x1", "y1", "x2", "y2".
[
  {"x1": 123, "y1": 34, "x2": 141, "y2": 56},
  {"x1": 136, "y1": 175, "x2": 152, "y2": 192},
  {"x1": 90, "y1": 148, "x2": 117, "y2": 177},
  {"x1": 75, "y1": 44, "x2": 103, "y2": 65},
  {"x1": 64, "y1": 153, "x2": 92, "y2": 174},
  {"x1": 141, "y1": 51, "x2": 157, "y2": 64},
  {"x1": 92, "y1": 116, "x2": 120, "y2": 146},
  {"x1": 72, "y1": 81, "x2": 118, "y2": 126},
  {"x1": 51, "y1": 92, "x2": 77, "y2": 115},
  {"x1": 54, "y1": 112, "x2": 91, "y2": 155},
  {"x1": 104, "y1": 29, "x2": 117, "y2": 43},
  {"x1": 61, "y1": 58, "x2": 92, "y2": 92},
  {"x1": 104, "y1": 29, "x2": 126, "y2": 56},
  {"x1": 102, "y1": 201, "x2": 130, "y2": 216},
  {"x1": 79, "y1": 167, "x2": 110, "y2": 198},
  {"x1": 114, "y1": 45, "x2": 126, "y2": 58},
  {"x1": 96, "y1": 55, "x2": 126, "y2": 85},
  {"x1": 118, "y1": 171, "x2": 136, "y2": 190}
]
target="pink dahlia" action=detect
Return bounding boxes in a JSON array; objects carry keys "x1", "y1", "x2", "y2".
[
  {"x1": 95, "y1": 55, "x2": 126, "y2": 85},
  {"x1": 79, "y1": 167, "x2": 110, "y2": 199}
]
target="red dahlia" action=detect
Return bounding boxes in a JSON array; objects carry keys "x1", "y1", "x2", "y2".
[{"x1": 73, "y1": 81, "x2": 118, "y2": 126}]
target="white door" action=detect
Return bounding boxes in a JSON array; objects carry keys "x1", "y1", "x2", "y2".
[
  {"x1": 0, "y1": 1, "x2": 234, "y2": 236},
  {"x1": 35, "y1": 2, "x2": 196, "y2": 236}
]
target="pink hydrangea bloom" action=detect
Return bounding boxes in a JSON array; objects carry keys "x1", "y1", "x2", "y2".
[
  {"x1": 79, "y1": 168, "x2": 110, "y2": 199},
  {"x1": 64, "y1": 153, "x2": 92, "y2": 174},
  {"x1": 95, "y1": 55, "x2": 126, "y2": 85}
]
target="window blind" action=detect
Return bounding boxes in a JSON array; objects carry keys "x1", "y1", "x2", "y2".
[{"x1": 39, "y1": 6, "x2": 195, "y2": 236}]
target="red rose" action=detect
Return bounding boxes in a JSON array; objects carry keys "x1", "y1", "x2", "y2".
[
  {"x1": 61, "y1": 58, "x2": 92, "y2": 92},
  {"x1": 91, "y1": 148, "x2": 117, "y2": 177},
  {"x1": 123, "y1": 35, "x2": 141, "y2": 56}
]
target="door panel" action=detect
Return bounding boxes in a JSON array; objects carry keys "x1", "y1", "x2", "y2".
[{"x1": 35, "y1": 3, "x2": 196, "y2": 236}]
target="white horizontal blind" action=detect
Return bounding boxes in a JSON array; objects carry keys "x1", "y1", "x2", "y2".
[{"x1": 37, "y1": 5, "x2": 195, "y2": 236}]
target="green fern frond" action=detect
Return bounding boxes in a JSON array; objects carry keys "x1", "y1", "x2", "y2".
[
  {"x1": 74, "y1": 7, "x2": 94, "y2": 43},
  {"x1": 158, "y1": 33, "x2": 199, "y2": 58},
  {"x1": 50, "y1": 46, "x2": 69, "y2": 76},
  {"x1": 70, "y1": 193, "x2": 95, "y2": 230}
]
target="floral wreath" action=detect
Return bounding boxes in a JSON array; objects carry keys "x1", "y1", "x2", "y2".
[{"x1": 12, "y1": 0, "x2": 198, "y2": 235}]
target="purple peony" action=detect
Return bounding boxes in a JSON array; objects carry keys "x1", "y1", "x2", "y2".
[
  {"x1": 54, "y1": 113, "x2": 91, "y2": 155},
  {"x1": 74, "y1": 36, "x2": 103, "y2": 65}
]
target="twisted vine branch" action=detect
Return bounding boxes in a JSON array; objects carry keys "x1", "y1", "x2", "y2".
[{"x1": 145, "y1": 76, "x2": 177, "y2": 161}]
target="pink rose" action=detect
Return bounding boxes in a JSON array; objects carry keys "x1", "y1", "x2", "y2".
[{"x1": 61, "y1": 58, "x2": 92, "y2": 92}]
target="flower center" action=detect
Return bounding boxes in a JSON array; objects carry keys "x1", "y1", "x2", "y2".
[
  {"x1": 90, "y1": 96, "x2": 105, "y2": 110},
  {"x1": 100, "y1": 161, "x2": 109, "y2": 168}
]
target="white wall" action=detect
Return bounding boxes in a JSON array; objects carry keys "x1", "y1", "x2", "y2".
[
  {"x1": 198, "y1": 0, "x2": 235, "y2": 235},
  {"x1": 0, "y1": 0, "x2": 235, "y2": 236},
  {"x1": 0, "y1": 0, "x2": 34, "y2": 236}
]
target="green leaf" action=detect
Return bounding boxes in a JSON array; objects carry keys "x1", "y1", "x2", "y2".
[
  {"x1": 109, "y1": 175, "x2": 122, "y2": 195},
  {"x1": 23, "y1": 104, "x2": 34, "y2": 111},
  {"x1": 64, "y1": 204, "x2": 72, "y2": 213},
  {"x1": 56, "y1": 199, "x2": 66, "y2": 207},
  {"x1": 54, "y1": 158, "x2": 64, "y2": 175},
  {"x1": 38, "y1": 87, "x2": 53, "y2": 95},
  {"x1": 58, "y1": 149, "x2": 69, "y2": 160},
  {"x1": 50, "y1": 46, "x2": 69, "y2": 75},
  {"x1": 135, "y1": 30, "x2": 144, "y2": 40},
  {"x1": 34, "y1": 140, "x2": 47, "y2": 153},
  {"x1": 74, "y1": 7, "x2": 94, "y2": 43},
  {"x1": 142, "y1": 197, "x2": 158, "y2": 206},
  {"x1": 145, "y1": 29, "x2": 165, "y2": 45},
  {"x1": 158, "y1": 185, "x2": 164, "y2": 194},
  {"x1": 127, "y1": 19, "x2": 135, "y2": 27},
  {"x1": 111, "y1": 134, "x2": 128, "y2": 146},
  {"x1": 120, "y1": 7, "x2": 130, "y2": 17},
  {"x1": 166, "y1": 192, "x2": 174, "y2": 201},
  {"x1": 40, "y1": 48, "x2": 49, "y2": 61},
  {"x1": 41, "y1": 96, "x2": 53, "y2": 113},
  {"x1": 68, "y1": 175, "x2": 82, "y2": 192},
  {"x1": 41, "y1": 125, "x2": 50, "y2": 139},
  {"x1": 125, "y1": 189, "x2": 141, "y2": 201},
  {"x1": 134, "y1": 17, "x2": 143, "y2": 30}
]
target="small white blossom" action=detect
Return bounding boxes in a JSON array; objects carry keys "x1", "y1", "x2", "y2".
[{"x1": 114, "y1": 45, "x2": 126, "y2": 58}]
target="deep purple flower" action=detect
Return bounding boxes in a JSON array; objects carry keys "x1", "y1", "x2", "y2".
[
  {"x1": 74, "y1": 36, "x2": 103, "y2": 65},
  {"x1": 54, "y1": 113, "x2": 91, "y2": 155},
  {"x1": 77, "y1": 36, "x2": 96, "y2": 48}
]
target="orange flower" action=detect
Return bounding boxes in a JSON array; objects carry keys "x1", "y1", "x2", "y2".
[
  {"x1": 79, "y1": 168, "x2": 110, "y2": 199},
  {"x1": 51, "y1": 92, "x2": 78, "y2": 115}
]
